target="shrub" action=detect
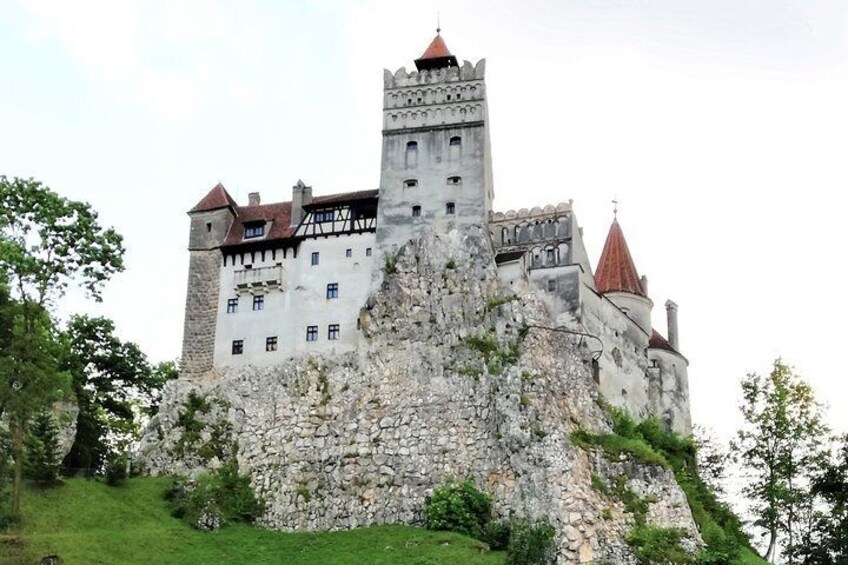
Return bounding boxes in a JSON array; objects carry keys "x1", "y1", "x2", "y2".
[
  {"x1": 483, "y1": 520, "x2": 512, "y2": 551},
  {"x1": 506, "y1": 520, "x2": 555, "y2": 565},
  {"x1": 627, "y1": 525, "x2": 693, "y2": 564},
  {"x1": 105, "y1": 453, "x2": 129, "y2": 486},
  {"x1": 425, "y1": 479, "x2": 492, "y2": 539},
  {"x1": 166, "y1": 456, "x2": 264, "y2": 530}
]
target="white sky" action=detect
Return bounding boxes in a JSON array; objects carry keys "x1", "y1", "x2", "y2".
[{"x1": 2, "y1": 0, "x2": 847, "y2": 443}]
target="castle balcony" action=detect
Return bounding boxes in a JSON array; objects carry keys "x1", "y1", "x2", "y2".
[{"x1": 233, "y1": 265, "x2": 285, "y2": 293}]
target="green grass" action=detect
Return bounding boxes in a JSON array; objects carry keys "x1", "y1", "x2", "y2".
[{"x1": 5, "y1": 477, "x2": 505, "y2": 565}]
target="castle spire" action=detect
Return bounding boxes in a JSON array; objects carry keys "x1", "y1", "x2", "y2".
[
  {"x1": 415, "y1": 30, "x2": 458, "y2": 71},
  {"x1": 594, "y1": 217, "x2": 646, "y2": 297}
]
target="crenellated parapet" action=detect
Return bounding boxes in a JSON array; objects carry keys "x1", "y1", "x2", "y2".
[{"x1": 383, "y1": 59, "x2": 486, "y2": 89}]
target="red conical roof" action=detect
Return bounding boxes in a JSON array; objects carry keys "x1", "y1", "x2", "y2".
[
  {"x1": 594, "y1": 219, "x2": 646, "y2": 297},
  {"x1": 189, "y1": 183, "x2": 237, "y2": 213},
  {"x1": 419, "y1": 33, "x2": 452, "y2": 60}
]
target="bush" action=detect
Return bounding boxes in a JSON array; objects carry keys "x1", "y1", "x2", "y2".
[
  {"x1": 425, "y1": 479, "x2": 492, "y2": 539},
  {"x1": 166, "y1": 456, "x2": 263, "y2": 530},
  {"x1": 627, "y1": 525, "x2": 693, "y2": 564},
  {"x1": 506, "y1": 520, "x2": 555, "y2": 565},
  {"x1": 24, "y1": 411, "x2": 61, "y2": 486},
  {"x1": 105, "y1": 453, "x2": 129, "y2": 486},
  {"x1": 483, "y1": 520, "x2": 512, "y2": 551}
]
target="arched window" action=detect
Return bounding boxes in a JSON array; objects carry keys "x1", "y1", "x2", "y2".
[
  {"x1": 446, "y1": 202, "x2": 455, "y2": 215},
  {"x1": 501, "y1": 227, "x2": 509, "y2": 245},
  {"x1": 406, "y1": 141, "x2": 418, "y2": 151},
  {"x1": 405, "y1": 141, "x2": 418, "y2": 168},
  {"x1": 449, "y1": 136, "x2": 461, "y2": 146}
]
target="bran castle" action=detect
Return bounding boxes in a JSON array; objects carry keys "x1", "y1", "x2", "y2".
[{"x1": 179, "y1": 32, "x2": 692, "y2": 435}]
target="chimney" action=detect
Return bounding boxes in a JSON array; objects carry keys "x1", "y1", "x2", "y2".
[
  {"x1": 248, "y1": 192, "x2": 261, "y2": 206},
  {"x1": 640, "y1": 275, "x2": 649, "y2": 296},
  {"x1": 290, "y1": 180, "x2": 313, "y2": 228},
  {"x1": 665, "y1": 300, "x2": 679, "y2": 350}
]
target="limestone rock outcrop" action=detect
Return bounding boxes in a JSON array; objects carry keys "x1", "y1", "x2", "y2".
[{"x1": 139, "y1": 226, "x2": 700, "y2": 563}]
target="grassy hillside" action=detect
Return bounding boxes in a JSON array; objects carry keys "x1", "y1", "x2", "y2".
[{"x1": 3, "y1": 478, "x2": 504, "y2": 565}]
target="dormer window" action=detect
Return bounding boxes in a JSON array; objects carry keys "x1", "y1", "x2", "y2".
[
  {"x1": 404, "y1": 179, "x2": 418, "y2": 188},
  {"x1": 447, "y1": 176, "x2": 462, "y2": 185},
  {"x1": 244, "y1": 223, "x2": 265, "y2": 239},
  {"x1": 314, "y1": 209, "x2": 335, "y2": 223}
]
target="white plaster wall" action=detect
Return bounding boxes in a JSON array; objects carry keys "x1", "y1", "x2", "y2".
[
  {"x1": 604, "y1": 291, "x2": 653, "y2": 337},
  {"x1": 213, "y1": 233, "x2": 376, "y2": 367},
  {"x1": 579, "y1": 288, "x2": 651, "y2": 420},
  {"x1": 647, "y1": 348, "x2": 692, "y2": 435}
]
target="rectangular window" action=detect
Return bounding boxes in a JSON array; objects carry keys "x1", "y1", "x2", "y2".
[
  {"x1": 232, "y1": 340, "x2": 244, "y2": 355},
  {"x1": 226, "y1": 298, "x2": 238, "y2": 313},
  {"x1": 253, "y1": 295, "x2": 264, "y2": 311},
  {"x1": 326, "y1": 283, "x2": 339, "y2": 299},
  {"x1": 311, "y1": 252, "x2": 319, "y2": 266},
  {"x1": 328, "y1": 324, "x2": 340, "y2": 340},
  {"x1": 446, "y1": 202, "x2": 455, "y2": 215},
  {"x1": 315, "y1": 209, "x2": 335, "y2": 223},
  {"x1": 356, "y1": 318, "x2": 361, "y2": 330},
  {"x1": 306, "y1": 326, "x2": 318, "y2": 342},
  {"x1": 546, "y1": 249, "x2": 555, "y2": 264},
  {"x1": 412, "y1": 205, "x2": 421, "y2": 217},
  {"x1": 366, "y1": 247, "x2": 372, "y2": 257},
  {"x1": 547, "y1": 279, "x2": 556, "y2": 292},
  {"x1": 345, "y1": 248, "x2": 352, "y2": 258},
  {"x1": 244, "y1": 224, "x2": 265, "y2": 239},
  {"x1": 266, "y1": 336, "x2": 278, "y2": 352}
]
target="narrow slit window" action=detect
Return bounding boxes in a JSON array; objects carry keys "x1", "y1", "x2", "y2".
[
  {"x1": 206, "y1": 222, "x2": 212, "y2": 233},
  {"x1": 446, "y1": 202, "x2": 455, "y2": 215},
  {"x1": 366, "y1": 247, "x2": 372, "y2": 257}
]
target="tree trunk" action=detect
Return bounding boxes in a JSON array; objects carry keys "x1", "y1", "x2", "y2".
[
  {"x1": 10, "y1": 418, "x2": 24, "y2": 515},
  {"x1": 765, "y1": 529, "x2": 778, "y2": 563}
]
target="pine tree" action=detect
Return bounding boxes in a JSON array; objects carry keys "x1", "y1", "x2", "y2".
[{"x1": 24, "y1": 411, "x2": 61, "y2": 485}]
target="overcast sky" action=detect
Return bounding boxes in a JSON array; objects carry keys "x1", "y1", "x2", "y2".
[{"x1": 2, "y1": 0, "x2": 846, "y2": 442}]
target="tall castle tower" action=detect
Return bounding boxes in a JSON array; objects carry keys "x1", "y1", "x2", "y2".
[{"x1": 375, "y1": 32, "x2": 494, "y2": 257}]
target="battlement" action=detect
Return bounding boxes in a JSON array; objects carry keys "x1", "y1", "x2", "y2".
[
  {"x1": 383, "y1": 59, "x2": 486, "y2": 89},
  {"x1": 490, "y1": 202, "x2": 573, "y2": 224}
]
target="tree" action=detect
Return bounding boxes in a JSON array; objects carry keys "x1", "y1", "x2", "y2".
[
  {"x1": 61, "y1": 315, "x2": 177, "y2": 475},
  {"x1": 693, "y1": 425, "x2": 730, "y2": 496},
  {"x1": 24, "y1": 411, "x2": 60, "y2": 485},
  {"x1": 732, "y1": 360, "x2": 829, "y2": 563},
  {"x1": 0, "y1": 176, "x2": 124, "y2": 515}
]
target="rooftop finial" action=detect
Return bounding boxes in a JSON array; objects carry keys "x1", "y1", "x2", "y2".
[
  {"x1": 437, "y1": 11, "x2": 441, "y2": 34},
  {"x1": 612, "y1": 196, "x2": 619, "y2": 218}
]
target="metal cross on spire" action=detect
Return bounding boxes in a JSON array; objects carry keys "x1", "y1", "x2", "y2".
[{"x1": 612, "y1": 197, "x2": 620, "y2": 218}]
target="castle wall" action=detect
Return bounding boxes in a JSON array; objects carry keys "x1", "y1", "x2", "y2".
[
  {"x1": 213, "y1": 233, "x2": 376, "y2": 367},
  {"x1": 181, "y1": 249, "x2": 223, "y2": 375},
  {"x1": 647, "y1": 349, "x2": 692, "y2": 435}
]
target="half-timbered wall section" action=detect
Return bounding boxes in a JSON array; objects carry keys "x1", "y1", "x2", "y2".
[{"x1": 295, "y1": 196, "x2": 378, "y2": 238}]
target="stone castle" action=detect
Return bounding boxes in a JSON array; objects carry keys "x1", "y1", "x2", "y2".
[{"x1": 180, "y1": 31, "x2": 691, "y2": 435}]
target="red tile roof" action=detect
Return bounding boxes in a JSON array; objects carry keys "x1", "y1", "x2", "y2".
[
  {"x1": 189, "y1": 183, "x2": 237, "y2": 213},
  {"x1": 594, "y1": 219, "x2": 646, "y2": 297},
  {"x1": 419, "y1": 33, "x2": 453, "y2": 60},
  {"x1": 220, "y1": 189, "x2": 378, "y2": 248},
  {"x1": 649, "y1": 330, "x2": 676, "y2": 352}
]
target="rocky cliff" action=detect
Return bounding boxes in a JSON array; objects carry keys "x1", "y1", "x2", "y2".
[{"x1": 139, "y1": 226, "x2": 700, "y2": 563}]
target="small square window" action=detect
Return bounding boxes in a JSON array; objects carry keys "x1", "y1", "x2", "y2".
[
  {"x1": 345, "y1": 248, "x2": 352, "y2": 258},
  {"x1": 311, "y1": 252, "x2": 319, "y2": 266},
  {"x1": 412, "y1": 205, "x2": 421, "y2": 218},
  {"x1": 366, "y1": 248, "x2": 372, "y2": 257},
  {"x1": 328, "y1": 324, "x2": 340, "y2": 340},
  {"x1": 266, "y1": 336, "x2": 278, "y2": 352},
  {"x1": 226, "y1": 298, "x2": 238, "y2": 314},
  {"x1": 327, "y1": 283, "x2": 339, "y2": 299},
  {"x1": 253, "y1": 295, "x2": 264, "y2": 311},
  {"x1": 232, "y1": 340, "x2": 244, "y2": 355},
  {"x1": 306, "y1": 326, "x2": 318, "y2": 342},
  {"x1": 446, "y1": 202, "x2": 455, "y2": 215}
]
